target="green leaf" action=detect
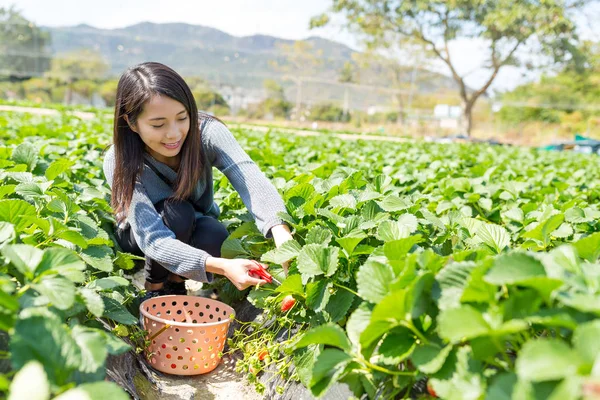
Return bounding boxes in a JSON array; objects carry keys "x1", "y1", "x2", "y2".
[
  {"x1": 522, "y1": 214, "x2": 564, "y2": 248},
  {"x1": 324, "y1": 287, "x2": 355, "y2": 323},
  {"x1": 309, "y1": 349, "x2": 353, "y2": 397},
  {"x1": 220, "y1": 238, "x2": 249, "y2": 258},
  {"x1": 379, "y1": 195, "x2": 412, "y2": 212},
  {"x1": 45, "y1": 159, "x2": 74, "y2": 180},
  {"x1": 0, "y1": 222, "x2": 16, "y2": 246},
  {"x1": 329, "y1": 193, "x2": 357, "y2": 210},
  {"x1": 8, "y1": 361, "x2": 50, "y2": 400},
  {"x1": 275, "y1": 274, "x2": 304, "y2": 296},
  {"x1": 113, "y1": 251, "x2": 141, "y2": 270},
  {"x1": 0, "y1": 199, "x2": 36, "y2": 231},
  {"x1": 357, "y1": 259, "x2": 393, "y2": 303},
  {"x1": 435, "y1": 261, "x2": 477, "y2": 311},
  {"x1": 306, "y1": 279, "x2": 332, "y2": 312},
  {"x1": 33, "y1": 276, "x2": 76, "y2": 310},
  {"x1": 573, "y1": 232, "x2": 600, "y2": 262},
  {"x1": 486, "y1": 373, "x2": 517, "y2": 400},
  {"x1": 102, "y1": 332, "x2": 131, "y2": 356},
  {"x1": 412, "y1": 343, "x2": 453, "y2": 374},
  {"x1": 376, "y1": 214, "x2": 418, "y2": 241},
  {"x1": 36, "y1": 247, "x2": 86, "y2": 278},
  {"x1": 53, "y1": 382, "x2": 130, "y2": 400},
  {"x1": 80, "y1": 246, "x2": 113, "y2": 272},
  {"x1": 294, "y1": 323, "x2": 352, "y2": 352},
  {"x1": 305, "y1": 226, "x2": 333, "y2": 245},
  {"x1": 573, "y1": 320, "x2": 600, "y2": 366},
  {"x1": 102, "y1": 297, "x2": 137, "y2": 325},
  {"x1": 551, "y1": 223, "x2": 573, "y2": 239},
  {"x1": 86, "y1": 277, "x2": 130, "y2": 291},
  {"x1": 383, "y1": 235, "x2": 423, "y2": 261},
  {"x1": 438, "y1": 305, "x2": 491, "y2": 343},
  {"x1": 10, "y1": 308, "x2": 81, "y2": 386},
  {"x1": 377, "y1": 327, "x2": 416, "y2": 365},
  {"x1": 336, "y1": 231, "x2": 367, "y2": 255},
  {"x1": 1, "y1": 244, "x2": 43, "y2": 277},
  {"x1": 516, "y1": 339, "x2": 581, "y2": 382},
  {"x1": 71, "y1": 326, "x2": 107, "y2": 374},
  {"x1": 474, "y1": 223, "x2": 510, "y2": 254},
  {"x1": 12, "y1": 143, "x2": 37, "y2": 171},
  {"x1": 15, "y1": 182, "x2": 44, "y2": 198},
  {"x1": 297, "y1": 243, "x2": 339, "y2": 282},
  {"x1": 485, "y1": 252, "x2": 546, "y2": 285},
  {"x1": 564, "y1": 207, "x2": 599, "y2": 223},
  {"x1": 56, "y1": 229, "x2": 89, "y2": 249},
  {"x1": 261, "y1": 239, "x2": 301, "y2": 264},
  {"x1": 347, "y1": 303, "x2": 372, "y2": 348},
  {"x1": 79, "y1": 288, "x2": 105, "y2": 318}
]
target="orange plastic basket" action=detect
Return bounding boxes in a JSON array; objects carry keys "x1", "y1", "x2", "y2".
[{"x1": 140, "y1": 295, "x2": 235, "y2": 375}]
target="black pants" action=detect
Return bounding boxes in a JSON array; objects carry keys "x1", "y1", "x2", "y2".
[{"x1": 115, "y1": 199, "x2": 229, "y2": 284}]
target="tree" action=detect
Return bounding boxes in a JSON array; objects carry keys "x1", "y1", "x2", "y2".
[
  {"x1": 269, "y1": 41, "x2": 324, "y2": 120},
  {"x1": 0, "y1": 6, "x2": 51, "y2": 80},
  {"x1": 312, "y1": 0, "x2": 591, "y2": 136},
  {"x1": 46, "y1": 49, "x2": 109, "y2": 104}
]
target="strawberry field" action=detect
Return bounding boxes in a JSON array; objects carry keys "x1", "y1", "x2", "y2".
[{"x1": 3, "y1": 110, "x2": 600, "y2": 399}]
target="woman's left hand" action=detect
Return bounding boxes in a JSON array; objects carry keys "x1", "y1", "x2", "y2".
[{"x1": 270, "y1": 224, "x2": 293, "y2": 274}]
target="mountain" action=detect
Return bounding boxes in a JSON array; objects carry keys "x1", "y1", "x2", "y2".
[{"x1": 41, "y1": 22, "x2": 460, "y2": 108}]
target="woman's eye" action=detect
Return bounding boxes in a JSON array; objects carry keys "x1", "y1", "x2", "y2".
[
  {"x1": 152, "y1": 125, "x2": 164, "y2": 128},
  {"x1": 178, "y1": 117, "x2": 188, "y2": 121}
]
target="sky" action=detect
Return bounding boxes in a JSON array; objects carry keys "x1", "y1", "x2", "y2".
[{"x1": 4, "y1": 0, "x2": 599, "y2": 94}]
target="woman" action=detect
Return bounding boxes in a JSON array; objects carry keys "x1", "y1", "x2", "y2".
[{"x1": 103, "y1": 62, "x2": 292, "y2": 300}]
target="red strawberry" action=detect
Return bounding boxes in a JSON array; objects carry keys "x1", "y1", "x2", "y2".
[
  {"x1": 258, "y1": 348, "x2": 269, "y2": 361},
  {"x1": 427, "y1": 382, "x2": 437, "y2": 398},
  {"x1": 280, "y1": 295, "x2": 296, "y2": 312}
]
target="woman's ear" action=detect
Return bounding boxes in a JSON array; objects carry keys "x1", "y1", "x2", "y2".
[{"x1": 123, "y1": 115, "x2": 138, "y2": 133}]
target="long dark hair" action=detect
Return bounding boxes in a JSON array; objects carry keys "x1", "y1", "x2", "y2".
[{"x1": 111, "y1": 62, "x2": 209, "y2": 222}]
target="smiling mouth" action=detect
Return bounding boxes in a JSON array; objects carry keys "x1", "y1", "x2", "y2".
[{"x1": 162, "y1": 141, "x2": 181, "y2": 149}]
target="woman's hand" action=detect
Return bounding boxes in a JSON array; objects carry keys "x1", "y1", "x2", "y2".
[
  {"x1": 206, "y1": 257, "x2": 268, "y2": 290},
  {"x1": 270, "y1": 224, "x2": 293, "y2": 273}
]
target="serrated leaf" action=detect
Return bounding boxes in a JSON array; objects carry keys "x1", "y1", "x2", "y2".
[
  {"x1": 357, "y1": 259, "x2": 393, "y2": 303},
  {"x1": 45, "y1": 159, "x2": 74, "y2": 180},
  {"x1": 297, "y1": 244, "x2": 339, "y2": 282},
  {"x1": 86, "y1": 277, "x2": 130, "y2": 291},
  {"x1": 438, "y1": 305, "x2": 491, "y2": 343},
  {"x1": 0, "y1": 199, "x2": 36, "y2": 231},
  {"x1": 379, "y1": 195, "x2": 412, "y2": 212},
  {"x1": 412, "y1": 343, "x2": 452, "y2": 374},
  {"x1": 376, "y1": 214, "x2": 418, "y2": 241},
  {"x1": 12, "y1": 142, "x2": 37, "y2": 171},
  {"x1": 80, "y1": 246, "x2": 113, "y2": 272},
  {"x1": 474, "y1": 223, "x2": 509, "y2": 254},
  {"x1": 33, "y1": 276, "x2": 76, "y2": 310},
  {"x1": 294, "y1": 323, "x2": 352, "y2": 352},
  {"x1": 79, "y1": 288, "x2": 105, "y2": 318},
  {"x1": 1, "y1": 244, "x2": 43, "y2": 277},
  {"x1": 305, "y1": 226, "x2": 333, "y2": 245},
  {"x1": 309, "y1": 349, "x2": 353, "y2": 397},
  {"x1": 261, "y1": 239, "x2": 301, "y2": 264},
  {"x1": 485, "y1": 252, "x2": 546, "y2": 285},
  {"x1": 102, "y1": 296, "x2": 137, "y2": 325}
]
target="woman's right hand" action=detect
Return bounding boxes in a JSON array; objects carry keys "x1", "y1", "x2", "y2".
[{"x1": 206, "y1": 257, "x2": 268, "y2": 291}]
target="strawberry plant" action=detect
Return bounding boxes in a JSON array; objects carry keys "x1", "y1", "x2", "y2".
[
  {"x1": 4, "y1": 108, "x2": 600, "y2": 399},
  {"x1": 0, "y1": 112, "x2": 142, "y2": 398}
]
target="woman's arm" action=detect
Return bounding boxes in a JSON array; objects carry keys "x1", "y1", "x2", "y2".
[{"x1": 202, "y1": 120, "x2": 288, "y2": 238}]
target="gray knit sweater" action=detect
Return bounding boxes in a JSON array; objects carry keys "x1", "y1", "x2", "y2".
[{"x1": 103, "y1": 118, "x2": 287, "y2": 283}]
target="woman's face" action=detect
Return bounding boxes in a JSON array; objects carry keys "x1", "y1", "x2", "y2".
[{"x1": 128, "y1": 95, "x2": 190, "y2": 167}]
